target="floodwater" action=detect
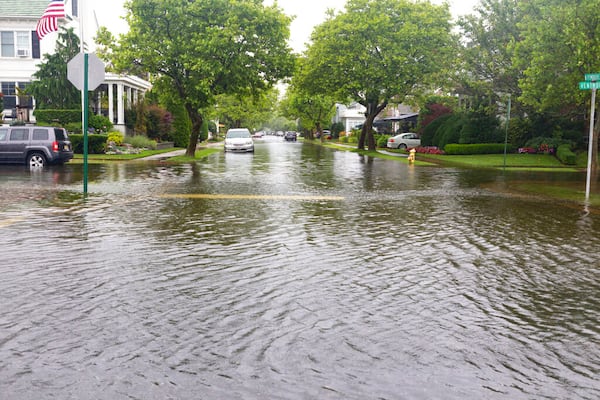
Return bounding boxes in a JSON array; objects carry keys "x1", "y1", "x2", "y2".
[{"x1": 1, "y1": 138, "x2": 599, "y2": 399}]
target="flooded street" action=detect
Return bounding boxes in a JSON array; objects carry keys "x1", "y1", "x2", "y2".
[{"x1": 1, "y1": 138, "x2": 599, "y2": 399}]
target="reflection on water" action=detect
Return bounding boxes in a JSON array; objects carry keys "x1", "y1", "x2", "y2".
[{"x1": 0, "y1": 141, "x2": 599, "y2": 399}]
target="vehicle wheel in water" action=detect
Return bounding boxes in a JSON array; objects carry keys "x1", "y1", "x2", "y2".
[{"x1": 27, "y1": 152, "x2": 46, "y2": 169}]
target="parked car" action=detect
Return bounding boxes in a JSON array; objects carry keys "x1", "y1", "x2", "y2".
[
  {"x1": 284, "y1": 131, "x2": 297, "y2": 142},
  {"x1": 0, "y1": 125, "x2": 74, "y2": 168},
  {"x1": 386, "y1": 132, "x2": 420, "y2": 150},
  {"x1": 224, "y1": 128, "x2": 254, "y2": 152}
]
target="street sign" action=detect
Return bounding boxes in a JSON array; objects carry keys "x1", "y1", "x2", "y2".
[
  {"x1": 579, "y1": 81, "x2": 600, "y2": 90},
  {"x1": 67, "y1": 53, "x2": 105, "y2": 91},
  {"x1": 585, "y1": 73, "x2": 600, "y2": 82}
]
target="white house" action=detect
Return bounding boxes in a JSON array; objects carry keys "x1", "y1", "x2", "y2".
[
  {"x1": 0, "y1": 0, "x2": 151, "y2": 133},
  {"x1": 333, "y1": 102, "x2": 366, "y2": 133}
]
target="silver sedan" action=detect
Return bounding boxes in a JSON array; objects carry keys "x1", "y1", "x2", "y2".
[{"x1": 386, "y1": 132, "x2": 421, "y2": 150}]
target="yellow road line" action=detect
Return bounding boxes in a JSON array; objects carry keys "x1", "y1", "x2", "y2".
[{"x1": 160, "y1": 193, "x2": 345, "y2": 201}]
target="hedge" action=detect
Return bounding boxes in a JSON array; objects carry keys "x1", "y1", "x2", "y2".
[
  {"x1": 556, "y1": 144, "x2": 577, "y2": 165},
  {"x1": 444, "y1": 143, "x2": 513, "y2": 155},
  {"x1": 34, "y1": 109, "x2": 83, "y2": 125},
  {"x1": 69, "y1": 134, "x2": 108, "y2": 154}
]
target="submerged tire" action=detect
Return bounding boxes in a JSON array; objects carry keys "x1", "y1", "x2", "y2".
[{"x1": 27, "y1": 152, "x2": 46, "y2": 169}]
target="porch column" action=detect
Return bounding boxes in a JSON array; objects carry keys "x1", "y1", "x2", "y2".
[
  {"x1": 127, "y1": 87, "x2": 132, "y2": 109},
  {"x1": 108, "y1": 83, "x2": 114, "y2": 124},
  {"x1": 117, "y1": 83, "x2": 125, "y2": 125}
]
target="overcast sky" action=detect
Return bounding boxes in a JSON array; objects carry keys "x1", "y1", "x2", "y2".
[{"x1": 94, "y1": 0, "x2": 480, "y2": 52}]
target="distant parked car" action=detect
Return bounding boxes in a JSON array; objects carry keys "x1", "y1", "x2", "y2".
[
  {"x1": 386, "y1": 132, "x2": 420, "y2": 150},
  {"x1": 284, "y1": 131, "x2": 297, "y2": 142},
  {"x1": 224, "y1": 128, "x2": 254, "y2": 152},
  {"x1": 0, "y1": 125, "x2": 74, "y2": 168}
]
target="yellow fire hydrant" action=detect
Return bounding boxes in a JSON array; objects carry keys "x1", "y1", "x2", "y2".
[{"x1": 408, "y1": 148, "x2": 416, "y2": 163}]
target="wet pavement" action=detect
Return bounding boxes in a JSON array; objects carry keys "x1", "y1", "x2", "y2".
[{"x1": 0, "y1": 137, "x2": 599, "y2": 399}]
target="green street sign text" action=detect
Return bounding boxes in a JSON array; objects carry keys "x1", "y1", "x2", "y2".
[
  {"x1": 585, "y1": 73, "x2": 600, "y2": 82},
  {"x1": 579, "y1": 81, "x2": 600, "y2": 90}
]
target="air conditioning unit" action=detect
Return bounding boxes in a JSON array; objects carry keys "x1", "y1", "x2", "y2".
[{"x1": 16, "y1": 49, "x2": 29, "y2": 57}]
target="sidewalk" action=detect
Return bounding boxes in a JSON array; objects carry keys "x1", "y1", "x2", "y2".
[{"x1": 140, "y1": 149, "x2": 187, "y2": 160}]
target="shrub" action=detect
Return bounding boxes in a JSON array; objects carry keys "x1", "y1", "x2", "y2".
[
  {"x1": 556, "y1": 144, "x2": 577, "y2": 165},
  {"x1": 89, "y1": 114, "x2": 113, "y2": 133},
  {"x1": 376, "y1": 134, "x2": 391, "y2": 148},
  {"x1": 330, "y1": 122, "x2": 344, "y2": 139},
  {"x1": 145, "y1": 105, "x2": 173, "y2": 141},
  {"x1": 70, "y1": 134, "x2": 108, "y2": 154},
  {"x1": 444, "y1": 143, "x2": 512, "y2": 155},
  {"x1": 124, "y1": 135, "x2": 157, "y2": 150},
  {"x1": 420, "y1": 113, "x2": 453, "y2": 146},
  {"x1": 33, "y1": 109, "x2": 82, "y2": 125},
  {"x1": 525, "y1": 137, "x2": 562, "y2": 152},
  {"x1": 64, "y1": 122, "x2": 82, "y2": 134},
  {"x1": 434, "y1": 113, "x2": 464, "y2": 149},
  {"x1": 107, "y1": 131, "x2": 124, "y2": 146}
]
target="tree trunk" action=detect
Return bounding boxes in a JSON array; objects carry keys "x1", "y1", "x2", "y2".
[
  {"x1": 358, "y1": 101, "x2": 387, "y2": 151},
  {"x1": 185, "y1": 103, "x2": 203, "y2": 157}
]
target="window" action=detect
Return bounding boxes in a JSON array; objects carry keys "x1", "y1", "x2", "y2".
[
  {"x1": 16, "y1": 32, "x2": 29, "y2": 56},
  {"x1": 0, "y1": 128, "x2": 7, "y2": 141},
  {"x1": 33, "y1": 129, "x2": 49, "y2": 141},
  {"x1": 1, "y1": 31, "x2": 14, "y2": 57},
  {"x1": 0, "y1": 31, "x2": 31, "y2": 58},
  {"x1": 2, "y1": 82, "x2": 16, "y2": 96},
  {"x1": 10, "y1": 129, "x2": 29, "y2": 141}
]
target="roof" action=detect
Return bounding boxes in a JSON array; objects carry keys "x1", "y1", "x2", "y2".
[
  {"x1": 382, "y1": 113, "x2": 420, "y2": 121},
  {"x1": 0, "y1": 0, "x2": 48, "y2": 18}
]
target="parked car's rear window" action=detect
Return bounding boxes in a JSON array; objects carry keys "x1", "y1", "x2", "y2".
[
  {"x1": 0, "y1": 128, "x2": 7, "y2": 141},
  {"x1": 10, "y1": 129, "x2": 28, "y2": 141},
  {"x1": 33, "y1": 129, "x2": 49, "y2": 141},
  {"x1": 54, "y1": 128, "x2": 67, "y2": 140}
]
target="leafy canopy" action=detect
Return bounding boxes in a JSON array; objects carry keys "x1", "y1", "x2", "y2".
[
  {"x1": 301, "y1": 0, "x2": 454, "y2": 149},
  {"x1": 112, "y1": 0, "x2": 295, "y2": 155}
]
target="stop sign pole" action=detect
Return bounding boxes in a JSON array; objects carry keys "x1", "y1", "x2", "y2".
[{"x1": 67, "y1": 52, "x2": 105, "y2": 195}]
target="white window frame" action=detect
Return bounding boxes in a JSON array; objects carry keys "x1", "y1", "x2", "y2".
[{"x1": 0, "y1": 31, "x2": 30, "y2": 58}]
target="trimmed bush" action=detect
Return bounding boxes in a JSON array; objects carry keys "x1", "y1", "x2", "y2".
[
  {"x1": 34, "y1": 109, "x2": 82, "y2": 125},
  {"x1": 444, "y1": 143, "x2": 512, "y2": 155},
  {"x1": 70, "y1": 134, "x2": 108, "y2": 154},
  {"x1": 556, "y1": 144, "x2": 577, "y2": 165}
]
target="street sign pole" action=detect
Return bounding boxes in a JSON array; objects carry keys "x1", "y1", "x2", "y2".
[
  {"x1": 585, "y1": 87, "x2": 596, "y2": 202},
  {"x1": 83, "y1": 53, "x2": 89, "y2": 195}
]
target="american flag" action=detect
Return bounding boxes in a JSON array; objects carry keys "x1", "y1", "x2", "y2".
[{"x1": 36, "y1": 0, "x2": 66, "y2": 39}]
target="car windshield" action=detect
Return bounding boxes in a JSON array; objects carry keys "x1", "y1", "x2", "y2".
[{"x1": 227, "y1": 130, "x2": 250, "y2": 139}]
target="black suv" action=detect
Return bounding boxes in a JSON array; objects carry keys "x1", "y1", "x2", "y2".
[{"x1": 0, "y1": 125, "x2": 74, "y2": 168}]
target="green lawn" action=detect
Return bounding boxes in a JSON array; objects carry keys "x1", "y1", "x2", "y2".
[
  {"x1": 412, "y1": 153, "x2": 581, "y2": 171},
  {"x1": 72, "y1": 147, "x2": 181, "y2": 162}
]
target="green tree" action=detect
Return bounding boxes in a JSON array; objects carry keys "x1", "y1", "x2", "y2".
[
  {"x1": 111, "y1": 0, "x2": 295, "y2": 157},
  {"x1": 301, "y1": 0, "x2": 454, "y2": 150},
  {"x1": 28, "y1": 27, "x2": 82, "y2": 109},
  {"x1": 515, "y1": 0, "x2": 600, "y2": 175},
  {"x1": 280, "y1": 80, "x2": 335, "y2": 140},
  {"x1": 216, "y1": 89, "x2": 278, "y2": 132},
  {"x1": 457, "y1": 0, "x2": 524, "y2": 108}
]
